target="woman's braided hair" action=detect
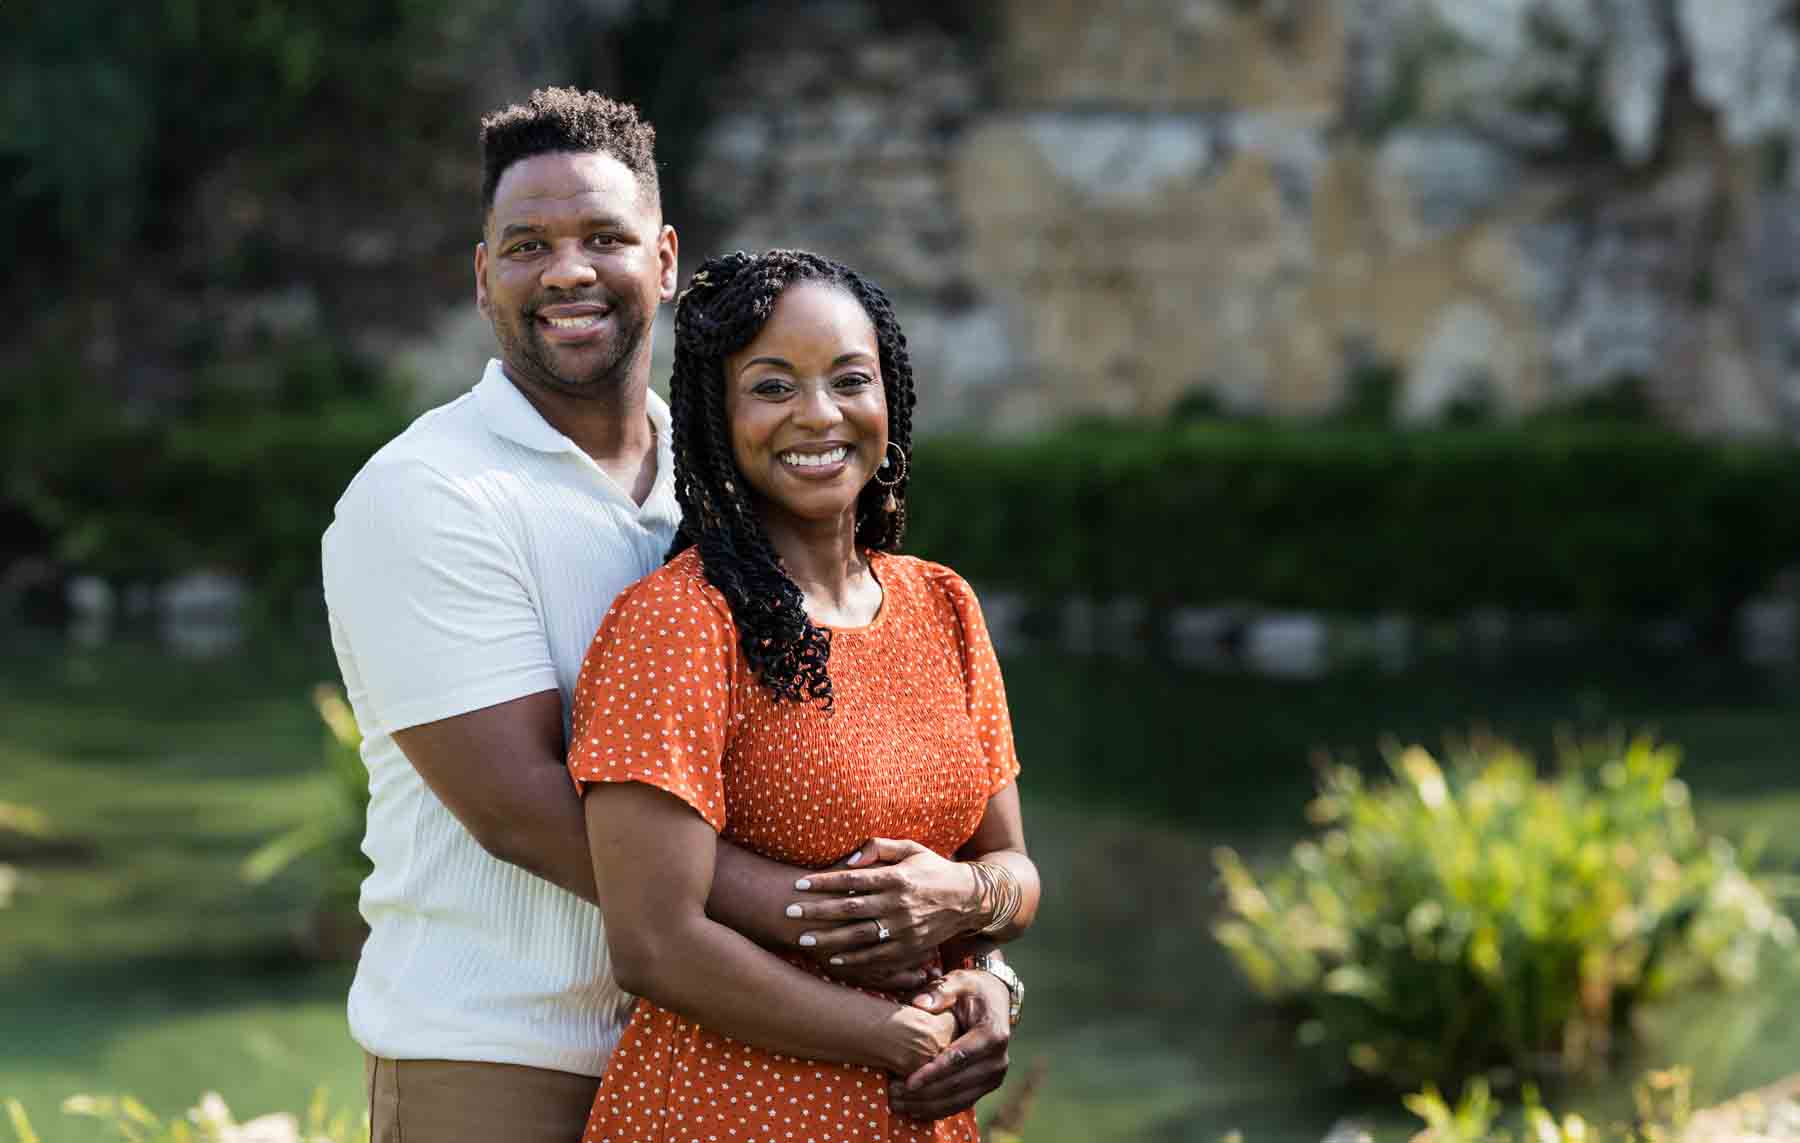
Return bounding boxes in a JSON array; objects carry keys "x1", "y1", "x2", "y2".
[{"x1": 667, "y1": 249, "x2": 916, "y2": 710}]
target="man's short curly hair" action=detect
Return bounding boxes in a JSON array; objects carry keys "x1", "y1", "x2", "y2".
[{"x1": 479, "y1": 86, "x2": 660, "y2": 216}]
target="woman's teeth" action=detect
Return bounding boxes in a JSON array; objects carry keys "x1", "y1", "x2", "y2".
[{"x1": 781, "y1": 447, "x2": 848, "y2": 468}]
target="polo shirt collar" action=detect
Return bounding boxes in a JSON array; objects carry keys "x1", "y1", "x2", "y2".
[{"x1": 474, "y1": 358, "x2": 672, "y2": 458}]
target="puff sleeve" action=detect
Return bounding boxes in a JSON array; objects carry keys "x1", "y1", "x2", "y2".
[
  {"x1": 566, "y1": 569, "x2": 738, "y2": 832},
  {"x1": 933, "y1": 569, "x2": 1022, "y2": 798}
]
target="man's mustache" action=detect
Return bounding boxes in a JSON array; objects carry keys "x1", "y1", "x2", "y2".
[{"x1": 525, "y1": 291, "x2": 617, "y2": 316}]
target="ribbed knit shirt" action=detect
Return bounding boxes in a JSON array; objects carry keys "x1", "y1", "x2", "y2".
[{"x1": 321, "y1": 359, "x2": 679, "y2": 1075}]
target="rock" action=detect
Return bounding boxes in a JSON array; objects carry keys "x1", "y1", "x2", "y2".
[
  {"x1": 1373, "y1": 130, "x2": 1521, "y2": 247},
  {"x1": 1402, "y1": 302, "x2": 1517, "y2": 422},
  {"x1": 158, "y1": 570, "x2": 249, "y2": 660},
  {"x1": 1023, "y1": 114, "x2": 1217, "y2": 205},
  {"x1": 1599, "y1": 0, "x2": 1671, "y2": 165},
  {"x1": 67, "y1": 574, "x2": 115, "y2": 648},
  {"x1": 1169, "y1": 606, "x2": 1251, "y2": 670},
  {"x1": 66, "y1": 575, "x2": 114, "y2": 621},
  {"x1": 1244, "y1": 612, "x2": 1328, "y2": 679},
  {"x1": 1739, "y1": 595, "x2": 1798, "y2": 665},
  {"x1": 1677, "y1": 0, "x2": 1800, "y2": 145}
]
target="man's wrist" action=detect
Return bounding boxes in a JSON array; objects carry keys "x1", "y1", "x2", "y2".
[{"x1": 962, "y1": 950, "x2": 1024, "y2": 1027}]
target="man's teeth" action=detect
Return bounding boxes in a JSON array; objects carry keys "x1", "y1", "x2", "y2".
[
  {"x1": 782, "y1": 447, "x2": 848, "y2": 467},
  {"x1": 543, "y1": 313, "x2": 602, "y2": 329}
]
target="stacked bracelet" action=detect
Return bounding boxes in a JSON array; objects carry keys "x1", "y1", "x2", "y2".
[{"x1": 969, "y1": 860, "x2": 1022, "y2": 936}]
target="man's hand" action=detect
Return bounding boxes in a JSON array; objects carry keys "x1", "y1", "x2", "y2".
[
  {"x1": 785, "y1": 838, "x2": 979, "y2": 973},
  {"x1": 888, "y1": 968, "x2": 1011, "y2": 1121}
]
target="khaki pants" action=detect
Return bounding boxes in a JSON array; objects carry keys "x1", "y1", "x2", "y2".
[{"x1": 364, "y1": 1054, "x2": 599, "y2": 1143}]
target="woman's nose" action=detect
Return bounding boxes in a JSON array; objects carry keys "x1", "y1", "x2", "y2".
[{"x1": 792, "y1": 383, "x2": 843, "y2": 428}]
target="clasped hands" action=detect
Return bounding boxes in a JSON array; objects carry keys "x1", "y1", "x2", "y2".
[{"x1": 777, "y1": 837, "x2": 1011, "y2": 1121}]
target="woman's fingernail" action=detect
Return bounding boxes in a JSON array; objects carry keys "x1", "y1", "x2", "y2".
[
  {"x1": 794, "y1": 878, "x2": 811, "y2": 890},
  {"x1": 799, "y1": 934, "x2": 817, "y2": 947},
  {"x1": 830, "y1": 956, "x2": 845, "y2": 965},
  {"x1": 912, "y1": 994, "x2": 933, "y2": 1007},
  {"x1": 785, "y1": 904, "x2": 803, "y2": 918},
  {"x1": 847, "y1": 850, "x2": 863, "y2": 865}
]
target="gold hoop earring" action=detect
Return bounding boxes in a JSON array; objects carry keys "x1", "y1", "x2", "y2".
[{"x1": 873, "y1": 442, "x2": 908, "y2": 488}]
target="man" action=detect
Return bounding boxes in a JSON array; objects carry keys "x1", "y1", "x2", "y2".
[{"x1": 322, "y1": 88, "x2": 1016, "y2": 1143}]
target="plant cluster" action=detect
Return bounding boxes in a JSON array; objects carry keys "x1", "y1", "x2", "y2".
[
  {"x1": 1212, "y1": 736, "x2": 1795, "y2": 1088},
  {"x1": 241, "y1": 685, "x2": 371, "y2": 930},
  {"x1": 906, "y1": 423, "x2": 1800, "y2": 622},
  {"x1": 6, "y1": 1090, "x2": 365, "y2": 1143}
]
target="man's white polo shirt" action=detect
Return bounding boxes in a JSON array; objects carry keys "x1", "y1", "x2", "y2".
[{"x1": 322, "y1": 359, "x2": 679, "y2": 1075}]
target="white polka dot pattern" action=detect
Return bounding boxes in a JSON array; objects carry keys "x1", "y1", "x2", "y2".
[{"x1": 566, "y1": 548, "x2": 1019, "y2": 1141}]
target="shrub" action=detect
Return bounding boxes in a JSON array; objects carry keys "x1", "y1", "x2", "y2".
[
  {"x1": 3, "y1": 338, "x2": 411, "y2": 613},
  {"x1": 242, "y1": 685, "x2": 370, "y2": 952},
  {"x1": 906, "y1": 424, "x2": 1800, "y2": 622},
  {"x1": 1211, "y1": 736, "x2": 1795, "y2": 1088}
]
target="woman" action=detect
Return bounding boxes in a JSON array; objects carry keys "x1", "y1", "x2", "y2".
[{"x1": 566, "y1": 250, "x2": 1039, "y2": 1142}]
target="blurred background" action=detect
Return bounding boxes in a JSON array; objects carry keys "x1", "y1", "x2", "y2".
[{"x1": 4, "y1": 1, "x2": 1800, "y2": 1140}]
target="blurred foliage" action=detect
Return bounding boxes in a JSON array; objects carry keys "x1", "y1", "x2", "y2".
[
  {"x1": 0, "y1": 0, "x2": 461, "y2": 266},
  {"x1": 5, "y1": 1089, "x2": 366, "y2": 1143},
  {"x1": 1, "y1": 338, "x2": 411, "y2": 612},
  {"x1": 1213, "y1": 736, "x2": 1796, "y2": 1089},
  {"x1": 1395, "y1": 1066, "x2": 1765, "y2": 1143},
  {"x1": 241, "y1": 685, "x2": 369, "y2": 922},
  {"x1": 907, "y1": 423, "x2": 1800, "y2": 620}
]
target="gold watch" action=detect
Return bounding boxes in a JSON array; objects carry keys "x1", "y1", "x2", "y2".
[{"x1": 965, "y1": 952, "x2": 1024, "y2": 1027}]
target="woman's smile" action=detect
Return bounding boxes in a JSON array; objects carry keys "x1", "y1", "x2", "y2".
[{"x1": 777, "y1": 444, "x2": 852, "y2": 477}]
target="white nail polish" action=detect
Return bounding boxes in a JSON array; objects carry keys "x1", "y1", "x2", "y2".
[
  {"x1": 794, "y1": 878, "x2": 811, "y2": 891},
  {"x1": 785, "y1": 904, "x2": 803, "y2": 918},
  {"x1": 847, "y1": 851, "x2": 863, "y2": 866},
  {"x1": 829, "y1": 956, "x2": 844, "y2": 965},
  {"x1": 800, "y1": 935, "x2": 817, "y2": 947}
]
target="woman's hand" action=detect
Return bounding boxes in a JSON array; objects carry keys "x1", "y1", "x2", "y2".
[
  {"x1": 784, "y1": 838, "x2": 981, "y2": 972},
  {"x1": 889, "y1": 969, "x2": 1012, "y2": 1120}
]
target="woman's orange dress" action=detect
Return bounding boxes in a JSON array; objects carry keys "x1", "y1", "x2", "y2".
[{"x1": 566, "y1": 547, "x2": 1020, "y2": 1143}]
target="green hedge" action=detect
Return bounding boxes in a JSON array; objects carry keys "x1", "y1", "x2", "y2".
[
  {"x1": 906, "y1": 423, "x2": 1800, "y2": 619},
  {"x1": 2, "y1": 341, "x2": 411, "y2": 612}
]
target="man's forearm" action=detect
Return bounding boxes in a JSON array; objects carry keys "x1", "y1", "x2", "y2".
[
  {"x1": 709, "y1": 840, "x2": 815, "y2": 947},
  {"x1": 481, "y1": 762, "x2": 600, "y2": 905},
  {"x1": 484, "y1": 764, "x2": 810, "y2": 940}
]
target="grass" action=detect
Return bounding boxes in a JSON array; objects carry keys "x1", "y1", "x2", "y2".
[
  {"x1": 0, "y1": 636, "x2": 365, "y2": 1140},
  {"x1": 1, "y1": 632, "x2": 1796, "y2": 1142}
]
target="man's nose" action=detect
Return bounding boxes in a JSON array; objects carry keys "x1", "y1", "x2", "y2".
[{"x1": 541, "y1": 241, "x2": 598, "y2": 290}]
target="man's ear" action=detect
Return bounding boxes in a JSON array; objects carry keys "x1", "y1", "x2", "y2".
[
  {"x1": 658, "y1": 225, "x2": 679, "y2": 303},
  {"x1": 474, "y1": 242, "x2": 490, "y2": 316}
]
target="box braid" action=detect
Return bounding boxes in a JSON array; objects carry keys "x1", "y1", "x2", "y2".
[{"x1": 665, "y1": 249, "x2": 917, "y2": 710}]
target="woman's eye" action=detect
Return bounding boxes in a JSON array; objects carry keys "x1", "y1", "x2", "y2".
[
  {"x1": 835, "y1": 373, "x2": 875, "y2": 390},
  {"x1": 751, "y1": 379, "x2": 792, "y2": 397}
]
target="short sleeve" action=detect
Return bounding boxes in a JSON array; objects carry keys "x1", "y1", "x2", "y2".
[
  {"x1": 322, "y1": 459, "x2": 557, "y2": 734},
  {"x1": 933, "y1": 569, "x2": 1022, "y2": 797},
  {"x1": 566, "y1": 570, "x2": 737, "y2": 832}
]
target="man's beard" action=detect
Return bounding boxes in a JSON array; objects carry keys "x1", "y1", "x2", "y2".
[{"x1": 493, "y1": 291, "x2": 651, "y2": 398}]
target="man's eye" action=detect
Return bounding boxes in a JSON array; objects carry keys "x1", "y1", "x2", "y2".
[
  {"x1": 509, "y1": 241, "x2": 543, "y2": 255},
  {"x1": 589, "y1": 233, "x2": 621, "y2": 247}
]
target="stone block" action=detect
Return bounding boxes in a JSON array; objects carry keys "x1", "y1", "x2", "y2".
[{"x1": 998, "y1": 0, "x2": 1345, "y2": 112}]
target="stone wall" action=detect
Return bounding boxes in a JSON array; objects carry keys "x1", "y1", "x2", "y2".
[{"x1": 684, "y1": 0, "x2": 1800, "y2": 436}]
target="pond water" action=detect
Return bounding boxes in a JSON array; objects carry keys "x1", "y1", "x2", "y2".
[{"x1": 1, "y1": 631, "x2": 1796, "y2": 1142}]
